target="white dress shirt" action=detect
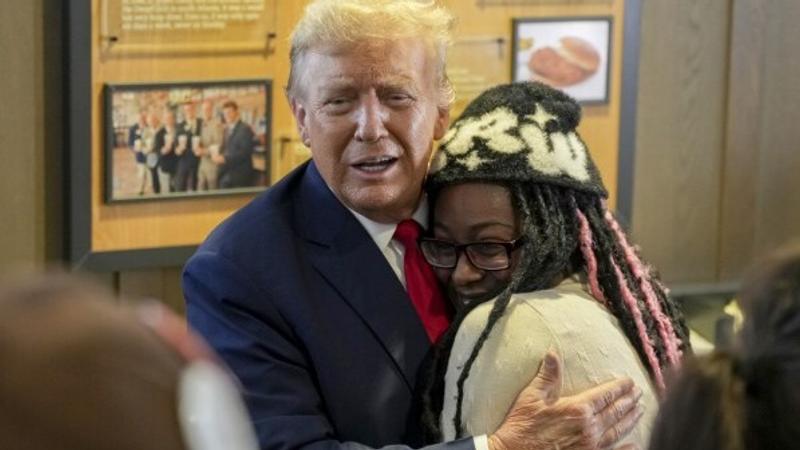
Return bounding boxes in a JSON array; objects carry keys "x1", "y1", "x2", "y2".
[
  {"x1": 345, "y1": 198, "x2": 491, "y2": 450},
  {"x1": 347, "y1": 197, "x2": 428, "y2": 288}
]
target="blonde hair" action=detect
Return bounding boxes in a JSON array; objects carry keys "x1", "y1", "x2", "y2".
[{"x1": 287, "y1": 0, "x2": 455, "y2": 107}]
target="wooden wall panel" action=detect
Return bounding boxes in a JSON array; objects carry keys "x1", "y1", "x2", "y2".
[
  {"x1": 118, "y1": 268, "x2": 185, "y2": 314},
  {"x1": 0, "y1": 0, "x2": 44, "y2": 270},
  {"x1": 717, "y1": 0, "x2": 766, "y2": 281},
  {"x1": 719, "y1": 0, "x2": 800, "y2": 281},
  {"x1": 751, "y1": 1, "x2": 800, "y2": 261},
  {"x1": 631, "y1": 0, "x2": 731, "y2": 283},
  {"x1": 0, "y1": 0, "x2": 63, "y2": 271}
]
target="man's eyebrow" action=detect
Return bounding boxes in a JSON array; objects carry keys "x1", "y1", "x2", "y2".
[
  {"x1": 316, "y1": 74, "x2": 421, "y2": 96},
  {"x1": 318, "y1": 79, "x2": 356, "y2": 91},
  {"x1": 380, "y1": 73, "x2": 415, "y2": 85},
  {"x1": 378, "y1": 73, "x2": 419, "y2": 91}
]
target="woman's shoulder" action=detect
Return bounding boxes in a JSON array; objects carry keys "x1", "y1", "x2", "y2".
[
  {"x1": 460, "y1": 279, "x2": 608, "y2": 332},
  {"x1": 448, "y1": 279, "x2": 659, "y2": 444}
]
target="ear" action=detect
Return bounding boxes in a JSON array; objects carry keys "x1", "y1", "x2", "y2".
[
  {"x1": 433, "y1": 106, "x2": 450, "y2": 141},
  {"x1": 290, "y1": 97, "x2": 311, "y2": 147}
]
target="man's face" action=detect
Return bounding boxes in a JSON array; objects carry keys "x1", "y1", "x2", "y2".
[
  {"x1": 202, "y1": 101, "x2": 214, "y2": 120},
  {"x1": 164, "y1": 111, "x2": 176, "y2": 128},
  {"x1": 290, "y1": 39, "x2": 449, "y2": 223},
  {"x1": 147, "y1": 111, "x2": 160, "y2": 128},
  {"x1": 223, "y1": 106, "x2": 238, "y2": 124},
  {"x1": 183, "y1": 104, "x2": 196, "y2": 120}
]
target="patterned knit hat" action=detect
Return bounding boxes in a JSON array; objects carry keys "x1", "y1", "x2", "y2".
[{"x1": 427, "y1": 81, "x2": 606, "y2": 197}]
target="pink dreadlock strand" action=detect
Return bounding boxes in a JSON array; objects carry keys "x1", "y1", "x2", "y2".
[
  {"x1": 575, "y1": 209, "x2": 607, "y2": 307},
  {"x1": 604, "y1": 209, "x2": 682, "y2": 366},
  {"x1": 610, "y1": 256, "x2": 666, "y2": 392}
]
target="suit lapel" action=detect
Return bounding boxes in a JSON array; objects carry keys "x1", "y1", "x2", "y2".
[{"x1": 295, "y1": 162, "x2": 431, "y2": 391}]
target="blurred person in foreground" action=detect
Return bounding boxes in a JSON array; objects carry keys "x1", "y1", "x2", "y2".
[
  {"x1": 648, "y1": 246, "x2": 800, "y2": 450},
  {"x1": 0, "y1": 274, "x2": 258, "y2": 450}
]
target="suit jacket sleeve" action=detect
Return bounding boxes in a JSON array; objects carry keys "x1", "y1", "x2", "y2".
[{"x1": 184, "y1": 250, "x2": 476, "y2": 450}]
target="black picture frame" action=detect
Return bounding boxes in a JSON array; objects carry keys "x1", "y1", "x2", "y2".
[
  {"x1": 65, "y1": 0, "x2": 275, "y2": 271},
  {"x1": 103, "y1": 79, "x2": 272, "y2": 203},
  {"x1": 511, "y1": 16, "x2": 613, "y2": 105}
]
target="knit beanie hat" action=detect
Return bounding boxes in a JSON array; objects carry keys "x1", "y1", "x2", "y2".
[{"x1": 427, "y1": 81, "x2": 606, "y2": 197}]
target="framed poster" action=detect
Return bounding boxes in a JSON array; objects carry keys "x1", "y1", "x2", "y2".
[
  {"x1": 65, "y1": 0, "x2": 286, "y2": 271},
  {"x1": 512, "y1": 17, "x2": 613, "y2": 104},
  {"x1": 104, "y1": 79, "x2": 272, "y2": 203}
]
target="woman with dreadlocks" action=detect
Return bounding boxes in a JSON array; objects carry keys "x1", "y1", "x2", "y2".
[{"x1": 415, "y1": 82, "x2": 690, "y2": 448}]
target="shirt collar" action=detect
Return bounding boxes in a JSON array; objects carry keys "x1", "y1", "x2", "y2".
[{"x1": 347, "y1": 197, "x2": 429, "y2": 252}]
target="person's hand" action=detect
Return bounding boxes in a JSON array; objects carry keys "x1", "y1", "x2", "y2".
[
  {"x1": 212, "y1": 154, "x2": 225, "y2": 164},
  {"x1": 488, "y1": 352, "x2": 643, "y2": 450}
]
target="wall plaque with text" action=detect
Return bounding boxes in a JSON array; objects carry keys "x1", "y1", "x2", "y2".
[{"x1": 101, "y1": 0, "x2": 275, "y2": 54}]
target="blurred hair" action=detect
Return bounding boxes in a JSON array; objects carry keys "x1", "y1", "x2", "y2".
[
  {"x1": 287, "y1": 0, "x2": 455, "y2": 108},
  {"x1": 0, "y1": 274, "x2": 187, "y2": 450},
  {"x1": 649, "y1": 352, "x2": 745, "y2": 450},
  {"x1": 649, "y1": 246, "x2": 800, "y2": 450},
  {"x1": 420, "y1": 184, "x2": 690, "y2": 440}
]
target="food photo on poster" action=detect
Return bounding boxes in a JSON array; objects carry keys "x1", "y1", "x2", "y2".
[{"x1": 512, "y1": 17, "x2": 612, "y2": 104}]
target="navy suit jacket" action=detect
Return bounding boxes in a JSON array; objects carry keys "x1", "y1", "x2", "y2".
[
  {"x1": 219, "y1": 120, "x2": 255, "y2": 188},
  {"x1": 184, "y1": 161, "x2": 473, "y2": 450}
]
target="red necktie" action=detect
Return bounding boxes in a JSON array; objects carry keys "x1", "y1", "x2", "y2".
[{"x1": 393, "y1": 219, "x2": 451, "y2": 342}]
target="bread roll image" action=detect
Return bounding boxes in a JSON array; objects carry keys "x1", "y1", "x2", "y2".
[{"x1": 527, "y1": 36, "x2": 600, "y2": 87}]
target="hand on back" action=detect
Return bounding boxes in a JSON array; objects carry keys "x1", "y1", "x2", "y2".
[{"x1": 488, "y1": 352, "x2": 643, "y2": 450}]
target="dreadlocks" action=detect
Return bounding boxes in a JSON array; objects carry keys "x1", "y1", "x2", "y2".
[
  {"x1": 417, "y1": 182, "x2": 691, "y2": 440},
  {"x1": 418, "y1": 81, "x2": 691, "y2": 441}
]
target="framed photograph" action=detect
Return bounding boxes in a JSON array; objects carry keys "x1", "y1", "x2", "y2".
[
  {"x1": 104, "y1": 79, "x2": 272, "y2": 203},
  {"x1": 512, "y1": 17, "x2": 612, "y2": 104}
]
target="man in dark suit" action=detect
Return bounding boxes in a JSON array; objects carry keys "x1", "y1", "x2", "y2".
[
  {"x1": 215, "y1": 100, "x2": 255, "y2": 189},
  {"x1": 183, "y1": 2, "x2": 641, "y2": 450}
]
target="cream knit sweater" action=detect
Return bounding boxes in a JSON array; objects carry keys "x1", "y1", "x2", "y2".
[{"x1": 441, "y1": 278, "x2": 658, "y2": 448}]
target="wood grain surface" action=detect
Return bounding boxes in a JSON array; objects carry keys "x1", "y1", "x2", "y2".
[
  {"x1": 717, "y1": 0, "x2": 766, "y2": 281},
  {"x1": 750, "y1": 0, "x2": 800, "y2": 266},
  {"x1": 631, "y1": 0, "x2": 730, "y2": 283}
]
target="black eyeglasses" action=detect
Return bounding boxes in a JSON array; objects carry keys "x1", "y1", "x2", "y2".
[{"x1": 418, "y1": 237, "x2": 525, "y2": 271}]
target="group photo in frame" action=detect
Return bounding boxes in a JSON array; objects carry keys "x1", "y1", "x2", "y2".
[
  {"x1": 512, "y1": 17, "x2": 612, "y2": 104},
  {"x1": 104, "y1": 79, "x2": 272, "y2": 203}
]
